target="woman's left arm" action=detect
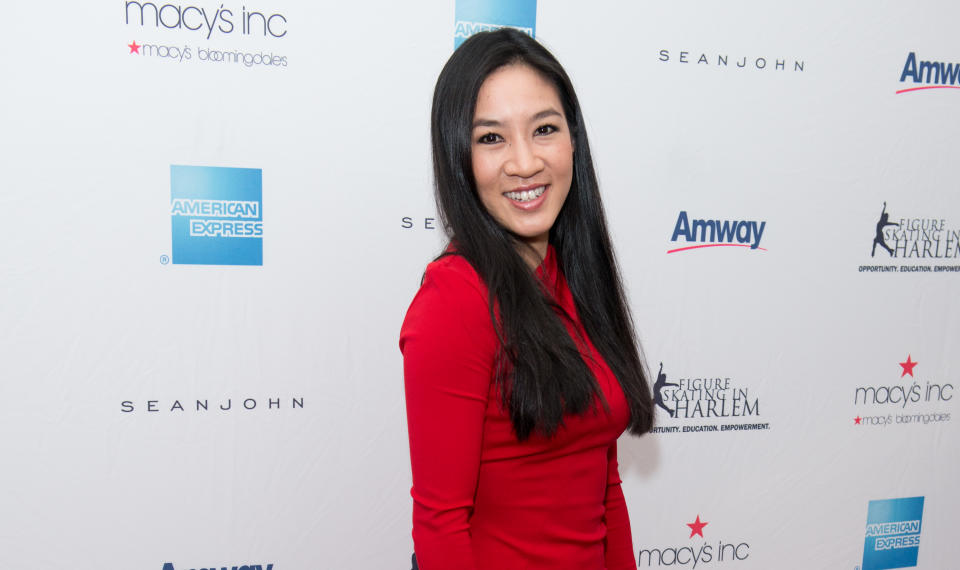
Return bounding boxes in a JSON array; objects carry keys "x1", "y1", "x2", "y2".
[{"x1": 603, "y1": 441, "x2": 638, "y2": 570}]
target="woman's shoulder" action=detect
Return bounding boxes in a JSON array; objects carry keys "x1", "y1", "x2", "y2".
[
  {"x1": 421, "y1": 252, "x2": 488, "y2": 301},
  {"x1": 400, "y1": 252, "x2": 495, "y2": 349}
]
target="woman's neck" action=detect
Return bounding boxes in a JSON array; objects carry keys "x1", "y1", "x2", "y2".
[{"x1": 517, "y1": 236, "x2": 548, "y2": 269}]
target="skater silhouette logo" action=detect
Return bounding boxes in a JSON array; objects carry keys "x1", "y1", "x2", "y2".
[
  {"x1": 871, "y1": 202, "x2": 899, "y2": 257},
  {"x1": 654, "y1": 362, "x2": 680, "y2": 418}
]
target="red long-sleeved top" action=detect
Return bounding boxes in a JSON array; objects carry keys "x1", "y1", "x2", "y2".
[{"x1": 400, "y1": 247, "x2": 636, "y2": 570}]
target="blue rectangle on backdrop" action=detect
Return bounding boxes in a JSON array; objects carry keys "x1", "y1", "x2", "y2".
[
  {"x1": 454, "y1": 0, "x2": 537, "y2": 48},
  {"x1": 170, "y1": 165, "x2": 263, "y2": 266},
  {"x1": 862, "y1": 496, "x2": 924, "y2": 570}
]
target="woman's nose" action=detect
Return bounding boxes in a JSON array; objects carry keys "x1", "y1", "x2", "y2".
[{"x1": 503, "y1": 139, "x2": 544, "y2": 178}]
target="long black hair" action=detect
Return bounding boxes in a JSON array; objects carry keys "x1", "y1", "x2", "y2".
[{"x1": 431, "y1": 28, "x2": 653, "y2": 441}]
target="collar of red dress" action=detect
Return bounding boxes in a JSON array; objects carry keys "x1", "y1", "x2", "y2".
[
  {"x1": 443, "y1": 241, "x2": 561, "y2": 290},
  {"x1": 536, "y1": 244, "x2": 560, "y2": 291}
]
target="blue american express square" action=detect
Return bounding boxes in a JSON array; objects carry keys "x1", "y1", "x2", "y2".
[{"x1": 170, "y1": 165, "x2": 263, "y2": 266}]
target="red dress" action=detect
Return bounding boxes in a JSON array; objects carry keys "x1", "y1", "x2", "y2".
[{"x1": 400, "y1": 246, "x2": 636, "y2": 570}]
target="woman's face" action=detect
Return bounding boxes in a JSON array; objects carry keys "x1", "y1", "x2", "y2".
[{"x1": 471, "y1": 64, "x2": 574, "y2": 257}]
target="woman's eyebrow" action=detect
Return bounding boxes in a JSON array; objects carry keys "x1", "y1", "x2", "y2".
[
  {"x1": 473, "y1": 108, "x2": 562, "y2": 129},
  {"x1": 473, "y1": 118, "x2": 501, "y2": 128},
  {"x1": 531, "y1": 108, "x2": 562, "y2": 121}
]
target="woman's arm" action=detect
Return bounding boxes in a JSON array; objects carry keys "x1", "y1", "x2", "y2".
[
  {"x1": 400, "y1": 261, "x2": 497, "y2": 570},
  {"x1": 603, "y1": 441, "x2": 638, "y2": 570}
]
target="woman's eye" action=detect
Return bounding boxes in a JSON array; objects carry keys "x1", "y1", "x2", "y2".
[
  {"x1": 477, "y1": 132, "x2": 502, "y2": 144},
  {"x1": 535, "y1": 124, "x2": 558, "y2": 136}
]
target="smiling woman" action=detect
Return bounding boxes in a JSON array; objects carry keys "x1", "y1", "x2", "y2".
[
  {"x1": 471, "y1": 64, "x2": 574, "y2": 265},
  {"x1": 400, "y1": 29, "x2": 654, "y2": 570}
]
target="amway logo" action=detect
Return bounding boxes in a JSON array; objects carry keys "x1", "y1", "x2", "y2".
[
  {"x1": 163, "y1": 562, "x2": 273, "y2": 570},
  {"x1": 897, "y1": 52, "x2": 960, "y2": 94},
  {"x1": 668, "y1": 211, "x2": 766, "y2": 254}
]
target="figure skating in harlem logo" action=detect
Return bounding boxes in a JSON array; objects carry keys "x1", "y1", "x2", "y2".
[
  {"x1": 654, "y1": 362, "x2": 679, "y2": 417},
  {"x1": 858, "y1": 201, "x2": 960, "y2": 272},
  {"x1": 648, "y1": 363, "x2": 769, "y2": 434},
  {"x1": 872, "y1": 202, "x2": 899, "y2": 257}
]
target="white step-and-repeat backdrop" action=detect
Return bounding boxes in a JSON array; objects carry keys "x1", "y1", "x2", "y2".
[{"x1": 2, "y1": 1, "x2": 957, "y2": 568}]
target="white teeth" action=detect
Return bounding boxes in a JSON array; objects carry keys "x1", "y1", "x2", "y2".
[{"x1": 504, "y1": 186, "x2": 545, "y2": 202}]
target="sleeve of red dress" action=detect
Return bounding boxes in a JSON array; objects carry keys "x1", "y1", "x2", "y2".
[
  {"x1": 399, "y1": 262, "x2": 496, "y2": 570},
  {"x1": 603, "y1": 441, "x2": 638, "y2": 570}
]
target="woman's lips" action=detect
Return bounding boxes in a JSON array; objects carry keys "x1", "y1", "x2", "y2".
[{"x1": 503, "y1": 184, "x2": 549, "y2": 211}]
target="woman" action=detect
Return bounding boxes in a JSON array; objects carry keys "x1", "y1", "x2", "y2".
[{"x1": 400, "y1": 28, "x2": 654, "y2": 570}]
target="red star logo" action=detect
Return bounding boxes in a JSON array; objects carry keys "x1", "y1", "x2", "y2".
[
  {"x1": 854, "y1": 416, "x2": 862, "y2": 425},
  {"x1": 687, "y1": 514, "x2": 708, "y2": 538},
  {"x1": 128, "y1": 40, "x2": 141, "y2": 54},
  {"x1": 899, "y1": 355, "x2": 917, "y2": 378}
]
